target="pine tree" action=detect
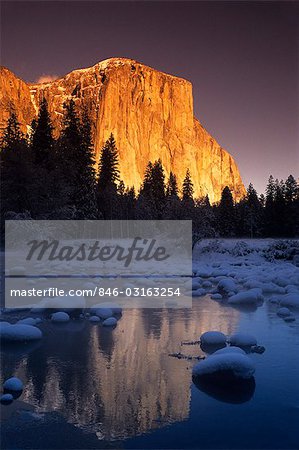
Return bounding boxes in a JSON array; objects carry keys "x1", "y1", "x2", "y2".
[
  {"x1": 243, "y1": 183, "x2": 263, "y2": 237},
  {"x1": 116, "y1": 180, "x2": 127, "y2": 220},
  {"x1": 97, "y1": 134, "x2": 120, "y2": 191},
  {"x1": 31, "y1": 98, "x2": 54, "y2": 166},
  {"x1": 2, "y1": 107, "x2": 23, "y2": 146},
  {"x1": 136, "y1": 161, "x2": 156, "y2": 219},
  {"x1": 140, "y1": 162, "x2": 154, "y2": 196},
  {"x1": 182, "y1": 169, "x2": 194, "y2": 202},
  {"x1": 57, "y1": 100, "x2": 81, "y2": 182},
  {"x1": 259, "y1": 193, "x2": 265, "y2": 208},
  {"x1": 125, "y1": 187, "x2": 136, "y2": 220},
  {"x1": 27, "y1": 98, "x2": 62, "y2": 218},
  {"x1": 56, "y1": 101, "x2": 98, "y2": 218},
  {"x1": 218, "y1": 186, "x2": 235, "y2": 236},
  {"x1": 118, "y1": 180, "x2": 126, "y2": 196},
  {"x1": 285, "y1": 175, "x2": 298, "y2": 203},
  {"x1": 136, "y1": 159, "x2": 167, "y2": 219},
  {"x1": 264, "y1": 175, "x2": 276, "y2": 236},
  {"x1": 193, "y1": 195, "x2": 216, "y2": 238},
  {"x1": 97, "y1": 133, "x2": 120, "y2": 218},
  {"x1": 273, "y1": 178, "x2": 287, "y2": 236},
  {"x1": 1, "y1": 108, "x2": 32, "y2": 216},
  {"x1": 164, "y1": 172, "x2": 181, "y2": 219},
  {"x1": 203, "y1": 194, "x2": 211, "y2": 208},
  {"x1": 265, "y1": 175, "x2": 275, "y2": 200},
  {"x1": 181, "y1": 169, "x2": 194, "y2": 219},
  {"x1": 284, "y1": 175, "x2": 298, "y2": 236},
  {"x1": 74, "y1": 110, "x2": 98, "y2": 218},
  {"x1": 151, "y1": 159, "x2": 166, "y2": 218},
  {"x1": 166, "y1": 172, "x2": 179, "y2": 198}
]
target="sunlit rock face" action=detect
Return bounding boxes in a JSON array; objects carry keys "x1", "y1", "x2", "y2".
[
  {"x1": 0, "y1": 58, "x2": 246, "y2": 202},
  {"x1": 0, "y1": 67, "x2": 36, "y2": 136}
]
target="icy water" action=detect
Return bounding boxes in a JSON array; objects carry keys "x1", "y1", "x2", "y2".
[{"x1": 1, "y1": 297, "x2": 299, "y2": 449}]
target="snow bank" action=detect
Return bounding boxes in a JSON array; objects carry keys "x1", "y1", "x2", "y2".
[
  {"x1": 51, "y1": 312, "x2": 70, "y2": 323},
  {"x1": 3, "y1": 377, "x2": 23, "y2": 391},
  {"x1": 192, "y1": 353, "x2": 255, "y2": 380},
  {"x1": 229, "y1": 333, "x2": 257, "y2": 347},
  {"x1": 0, "y1": 323, "x2": 42, "y2": 341}
]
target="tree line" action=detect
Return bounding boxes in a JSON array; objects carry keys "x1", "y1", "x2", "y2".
[{"x1": 1, "y1": 99, "x2": 298, "y2": 238}]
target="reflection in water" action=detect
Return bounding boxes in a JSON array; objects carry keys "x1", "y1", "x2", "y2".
[{"x1": 1, "y1": 297, "x2": 239, "y2": 440}]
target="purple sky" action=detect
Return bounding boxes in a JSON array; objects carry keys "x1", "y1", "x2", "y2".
[{"x1": 1, "y1": 1, "x2": 298, "y2": 194}]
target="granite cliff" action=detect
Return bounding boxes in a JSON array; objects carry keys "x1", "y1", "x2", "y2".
[{"x1": 0, "y1": 58, "x2": 246, "y2": 202}]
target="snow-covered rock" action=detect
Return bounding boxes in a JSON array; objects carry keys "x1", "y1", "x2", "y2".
[
  {"x1": 243, "y1": 280, "x2": 285, "y2": 294},
  {"x1": 51, "y1": 312, "x2": 70, "y2": 323},
  {"x1": 3, "y1": 377, "x2": 23, "y2": 391},
  {"x1": 212, "y1": 269, "x2": 229, "y2": 277},
  {"x1": 274, "y1": 276, "x2": 290, "y2": 288},
  {"x1": 229, "y1": 332, "x2": 257, "y2": 347},
  {"x1": 192, "y1": 288, "x2": 206, "y2": 297},
  {"x1": 211, "y1": 293, "x2": 222, "y2": 300},
  {"x1": 0, "y1": 393, "x2": 13, "y2": 404},
  {"x1": 102, "y1": 317, "x2": 117, "y2": 327},
  {"x1": 192, "y1": 353, "x2": 255, "y2": 380},
  {"x1": 277, "y1": 307, "x2": 292, "y2": 317},
  {"x1": 285, "y1": 285, "x2": 299, "y2": 294},
  {"x1": 213, "y1": 346, "x2": 246, "y2": 355},
  {"x1": 228, "y1": 289, "x2": 263, "y2": 305},
  {"x1": 217, "y1": 278, "x2": 237, "y2": 294},
  {"x1": 95, "y1": 308, "x2": 113, "y2": 319},
  {"x1": 284, "y1": 315, "x2": 296, "y2": 322},
  {"x1": 280, "y1": 293, "x2": 299, "y2": 307},
  {"x1": 17, "y1": 317, "x2": 42, "y2": 326},
  {"x1": 0, "y1": 323, "x2": 42, "y2": 341},
  {"x1": 192, "y1": 278, "x2": 202, "y2": 290},
  {"x1": 196, "y1": 270, "x2": 212, "y2": 278},
  {"x1": 89, "y1": 315, "x2": 100, "y2": 323},
  {"x1": 200, "y1": 331, "x2": 227, "y2": 346}
]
